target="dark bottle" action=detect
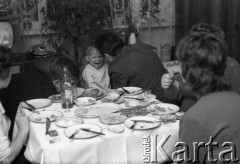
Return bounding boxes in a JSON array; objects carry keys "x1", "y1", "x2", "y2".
[{"x1": 61, "y1": 67, "x2": 73, "y2": 109}]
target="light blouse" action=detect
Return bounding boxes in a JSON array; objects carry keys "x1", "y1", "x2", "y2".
[
  {"x1": 82, "y1": 63, "x2": 110, "y2": 89},
  {"x1": 0, "y1": 102, "x2": 11, "y2": 161}
]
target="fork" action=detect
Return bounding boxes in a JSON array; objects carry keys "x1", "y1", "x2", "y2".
[
  {"x1": 69, "y1": 129, "x2": 80, "y2": 141},
  {"x1": 113, "y1": 92, "x2": 124, "y2": 103}
]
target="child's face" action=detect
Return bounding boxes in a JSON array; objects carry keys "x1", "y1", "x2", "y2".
[{"x1": 86, "y1": 50, "x2": 103, "y2": 69}]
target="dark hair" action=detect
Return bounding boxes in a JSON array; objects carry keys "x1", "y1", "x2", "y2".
[
  {"x1": 95, "y1": 32, "x2": 124, "y2": 57},
  {"x1": 48, "y1": 54, "x2": 79, "y2": 82},
  {"x1": 189, "y1": 23, "x2": 225, "y2": 41},
  {"x1": 176, "y1": 33, "x2": 231, "y2": 95},
  {"x1": 0, "y1": 46, "x2": 13, "y2": 80}
]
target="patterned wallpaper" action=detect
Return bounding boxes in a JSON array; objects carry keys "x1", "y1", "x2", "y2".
[
  {"x1": 110, "y1": 0, "x2": 175, "y2": 30},
  {"x1": 1, "y1": 0, "x2": 175, "y2": 35},
  {"x1": 1, "y1": 0, "x2": 46, "y2": 35}
]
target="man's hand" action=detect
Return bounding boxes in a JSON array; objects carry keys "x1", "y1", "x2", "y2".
[{"x1": 161, "y1": 72, "x2": 174, "y2": 89}]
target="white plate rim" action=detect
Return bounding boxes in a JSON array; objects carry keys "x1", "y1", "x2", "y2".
[
  {"x1": 64, "y1": 123, "x2": 102, "y2": 139},
  {"x1": 99, "y1": 114, "x2": 127, "y2": 125},
  {"x1": 101, "y1": 96, "x2": 125, "y2": 104},
  {"x1": 29, "y1": 110, "x2": 63, "y2": 123},
  {"x1": 148, "y1": 103, "x2": 180, "y2": 114},
  {"x1": 117, "y1": 86, "x2": 144, "y2": 96},
  {"x1": 22, "y1": 98, "x2": 52, "y2": 109},
  {"x1": 74, "y1": 97, "x2": 96, "y2": 107},
  {"x1": 74, "y1": 103, "x2": 122, "y2": 118},
  {"x1": 55, "y1": 116, "x2": 84, "y2": 128},
  {"x1": 124, "y1": 116, "x2": 161, "y2": 130},
  {"x1": 80, "y1": 88, "x2": 107, "y2": 100},
  {"x1": 48, "y1": 94, "x2": 62, "y2": 103}
]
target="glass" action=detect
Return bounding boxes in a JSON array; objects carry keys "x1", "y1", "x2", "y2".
[
  {"x1": 144, "y1": 89, "x2": 156, "y2": 102},
  {"x1": 160, "y1": 114, "x2": 176, "y2": 124},
  {"x1": 61, "y1": 67, "x2": 73, "y2": 109},
  {"x1": 72, "y1": 85, "x2": 78, "y2": 100}
]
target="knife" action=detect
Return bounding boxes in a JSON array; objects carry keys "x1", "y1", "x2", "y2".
[
  {"x1": 130, "y1": 120, "x2": 161, "y2": 124},
  {"x1": 124, "y1": 97, "x2": 145, "y2": 100},
  {"x1": 23, "y1": 101, "x2": 36, "y2": 110},
  {"x1": 129, "y1": 122, "x2": 135, "y2": 129},
  {"x1": 45, "y1": 117, "x2": 51, "y2": 135},
  {"x1": 121, "y1": 87, "x2": 131, "y2": 94},
  {"x1": 80, "y1": 128, "x2": 105, "y2": 135},
  {"x1": 113, "y1": 92, "x2": 124, "y2": 102}
]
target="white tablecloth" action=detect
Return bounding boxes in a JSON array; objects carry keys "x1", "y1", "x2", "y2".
[{"x1": 14, "y1": 102, "x2": 179, "y2": 164}]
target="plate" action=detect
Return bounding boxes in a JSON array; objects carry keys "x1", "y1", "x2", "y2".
[
  {"x1": 65, "y1": 124, "x2": 102, "y2": 139},
  {"x1": 99, "y1": 113, "x2": 127, "y2": 125},
  {"x1": 74, "y1": 97, "x2": 96, "y2": 106},
  {"x1": 148, "y1": 103, "x2": 180, "y2": 115},
  {"x1": 120, "y1": 106, "x2": 148, "y2": 117},
  {"x1": 94, "y1": 89, "x2": 107, "y2": 100},
  {"x1": 76, "y1": 88, "x2": 85, "y2": 97},
  {"x1": 22, "y1": 99, "x2": 52, "y2": 109},
  {"x1": 81, "y1": 88, "x2": 106, "y2": 100},
  {"x1": 29, "y1": 110, "x2": 63, "y2": 123},
  {"x1": 55, "y1": 117, "x2": 83, "y2": 128},
  {"x1": 117, "y1": 87, "x2": 144, "y2": 96},
  {"x1": 125, "y1": 100, "x2": 151, "y2": 107},
  {"x1": 101, "y1": 95, "x2": 125, "y2": 104},
  {"x1": 108, "y1": 125, "x2": 124, "y2": 133},
  {"x1": 124, "y1": 116, "x2": 161, "y2": 130},
  {"x1": 75, "y1": 103, "x2": 122, "y2": 118},
  {"x1": 48, "y1": 94, "x2": 62, "y2": 103}
]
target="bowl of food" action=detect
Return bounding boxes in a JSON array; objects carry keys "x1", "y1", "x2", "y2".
[
  {"x1": 48, "y1": 94, "x2": 62, "y2": 103},
  {"x1": 148, "y1": 103, "x2": 180, "y2": 115},
  {"x1": 55, "y1": 116, "x2": 83, "y2": 128},
  {"x1": 124, "y1": 99, "x2": 140, "y2": 107},
  {"x1": 81, "y1": 88, "x2": 106, "y2": 99},
  {"x1": 101, "y1": 93, "x2": 125, "y2": 104},
  {"x1": 74, "y1": 97, "x2": 96, "y2": 106}
]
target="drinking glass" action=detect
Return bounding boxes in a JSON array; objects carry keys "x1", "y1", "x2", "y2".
[{"x1": 144, "y1": 89, "x2": 156, "y2": 102}]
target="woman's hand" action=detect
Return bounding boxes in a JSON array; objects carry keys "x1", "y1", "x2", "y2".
[
  {"x1": 16, "y1": 116, "x2": 29, "y2": 133},
  {"x1": 16, "y1": 107, "x2": 30, "y2": 132},
  {"x1": 161, "y1": 73, "x2": 174, "y2": 89}
]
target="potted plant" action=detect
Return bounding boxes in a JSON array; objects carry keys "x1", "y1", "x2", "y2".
[{"x1": 41, "y1": 0, "x2": 111, "y2": 70}]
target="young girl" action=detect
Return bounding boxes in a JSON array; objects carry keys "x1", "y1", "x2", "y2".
[{"x1": 82, "y1": 46, "x2": 110, "y2": 89}]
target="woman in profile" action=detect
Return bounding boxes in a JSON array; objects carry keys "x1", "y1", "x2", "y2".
[
  {"x1": 175, "y1": 34, "x2": 240, "y2": 163},
  {"x1": 0, "y1": 46, "x2": 30, "y2": 164}
]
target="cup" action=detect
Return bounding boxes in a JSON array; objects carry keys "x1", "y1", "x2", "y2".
[
  {"x1": 145, "y1": 94, "x2": 156, "y2": 102},
  {"x1": 72, "y1": 86, "x2": 79, "y2": 100},
  {"x1": 145, "y1": 89, "x2": 152, "y2": 95}
]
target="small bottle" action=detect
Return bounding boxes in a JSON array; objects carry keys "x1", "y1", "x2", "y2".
[{"x1": 61, "y1": 67, "x2": 73, "y2": 109}]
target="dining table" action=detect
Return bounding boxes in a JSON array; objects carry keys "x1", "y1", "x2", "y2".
[{"x1": 13, "y1": 93, "x2": 180, "y2": 164}]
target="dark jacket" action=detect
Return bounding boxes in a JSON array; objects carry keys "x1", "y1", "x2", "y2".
[
  {"x1": 109, "y1": 43, "x2": 169, "y2": 102},
  {"x1": 179, "y1": 91, "x2": 240, "y2": 163},
  {"x1": 0, "y1": 70, "x2": 57, "y2": 139}
]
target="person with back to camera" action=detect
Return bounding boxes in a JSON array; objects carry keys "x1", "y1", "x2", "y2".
[
  {"x1": 95, "y1": 32, "x2": 171, "y2": 102},
  {"x1": 173, "y1": 33, "x2": 240, "y2": 163},
  {"x1": 47, "y1": 54, "x2": 80, "y2": 93},
  {"x1": 161, "y1": 23, "x2": 240, "y2": 112},
  {"x1": 0, "y1": 46, "x2": 30, "y2": 164},
  {"x1": 82, "y1": 46, "x2": 110, "y2": 90}
]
